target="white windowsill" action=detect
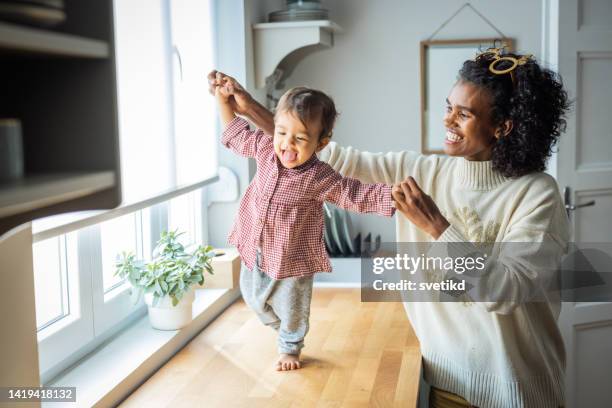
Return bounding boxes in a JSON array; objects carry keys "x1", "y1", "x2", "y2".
[{"x1": 44, "y1": 288, "x2": 240, "y2": 408}]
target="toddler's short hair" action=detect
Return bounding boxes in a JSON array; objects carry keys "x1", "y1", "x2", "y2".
[{"x1": 275, "y1": 87, "x2": 338, "y2": 140}]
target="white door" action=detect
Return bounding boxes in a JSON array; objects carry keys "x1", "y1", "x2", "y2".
[{"x1": 555, "y1": 0, "x2": 612, "y2": 407}]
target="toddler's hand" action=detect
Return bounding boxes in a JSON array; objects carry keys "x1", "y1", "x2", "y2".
[
  {"x1": 207, "y1": 70, "x2": 253, "y2": 115},
  {"x1": 215, "y1": 77, "x2": 233, "y2": 102},
  {"x1": 207, "y1": 70, "x2": 221, "y2": 95}
]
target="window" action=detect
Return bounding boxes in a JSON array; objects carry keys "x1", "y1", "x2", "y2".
[
  {"x1": 33, "y1": 236, "x2": 68, "y2": 331},
  {"x1": 114, "y1": 0, "x2": 175, "y2": 202},
  {"x1": 35, "y1": 231, "x2": 94, "y2": 376},
  {"x1": 170, "y1": 0, "x2": 217, "y2": 186},
  {"x1": 33, "y1": 0, "x2": 217, "y2": 381},
  {"x1": 100, "y1": 212, "x2": 143, "y2": 292},
  {"x1": 168, "y1": 190, "x2": 203, "y2": 247},
  {"x1": 114, "y1": 0, "x2": 217, "y2": 202}
]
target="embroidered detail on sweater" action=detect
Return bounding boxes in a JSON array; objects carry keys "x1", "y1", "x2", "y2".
[
  {"x1": 440, "y1": 207, "x2": 502, "y2": 307},
  {"x1": 451, "y1": 207, "x2": 501, "y2": 244}
]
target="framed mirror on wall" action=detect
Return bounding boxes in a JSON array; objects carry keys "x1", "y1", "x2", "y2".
[{"x1": 420, "y1": 38, "x2": 514, "y2": 154}]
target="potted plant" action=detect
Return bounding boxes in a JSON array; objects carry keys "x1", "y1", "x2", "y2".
[{"x1": 114, "y1": 230, "x2": 215, "y2": 330}]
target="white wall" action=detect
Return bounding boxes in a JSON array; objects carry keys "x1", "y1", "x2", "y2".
[{"x1": 256, "y1": 0, "x2": 544, "y2": 243}]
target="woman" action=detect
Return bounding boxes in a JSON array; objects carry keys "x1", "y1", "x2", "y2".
[{"x1": 208, "y1": 48, "x2": 571, "y2": 408}]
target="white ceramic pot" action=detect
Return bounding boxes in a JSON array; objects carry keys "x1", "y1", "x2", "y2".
[{"x1": 144, "y1": 287, "x2": 195, "y2": 330}]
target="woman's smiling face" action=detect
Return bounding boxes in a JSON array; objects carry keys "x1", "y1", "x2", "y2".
[{"x1": 443, "y1": 80, "x2": 499, "y2": 161}]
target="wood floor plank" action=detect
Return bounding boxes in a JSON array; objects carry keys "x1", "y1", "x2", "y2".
[
  {"x1": 119, "y1": 289, "x2": 421, "y2": 407},
  {"x1": 319, "y1": 305, "x2": 375, "y2": 404},
  {"x1": 368, "y1": 350, "x2": 403, "y2": 407},
  {"x1": 342, "y1": 357, "x2": 382, "y2": 405}
]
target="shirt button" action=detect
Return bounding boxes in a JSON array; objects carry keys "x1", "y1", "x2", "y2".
[{"x1": 259, "y1": 218, "x2": 264, "y2": 225}]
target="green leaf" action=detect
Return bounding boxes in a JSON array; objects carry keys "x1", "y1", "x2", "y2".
[{"x1": 112, "y1": 228, "x2": 217, "y2": 304}]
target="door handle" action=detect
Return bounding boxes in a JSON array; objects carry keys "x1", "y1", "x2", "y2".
[
  {"x1": 563, "y1": 186, "x2": 596, "y2": 217},
  {"x1": 565, "y1": 200, "x2": 595, "y2": 211}
]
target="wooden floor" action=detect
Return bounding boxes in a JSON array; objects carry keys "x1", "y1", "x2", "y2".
[{"x1": 119, "y1": 288, "x2": 421, "y2": 407}]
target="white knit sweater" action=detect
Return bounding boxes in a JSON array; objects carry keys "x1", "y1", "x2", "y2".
[{"x1": 319, "y1": 142, "x2": 569, "y2": 408}]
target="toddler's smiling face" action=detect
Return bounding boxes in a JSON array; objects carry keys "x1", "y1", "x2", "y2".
[{"x1": 273, "y1": 110, "x2": 329, "y2": 169}]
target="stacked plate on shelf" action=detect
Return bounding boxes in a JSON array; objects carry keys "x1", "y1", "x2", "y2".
[
  {"x1": 268, "y1": 8, "x2": 329, "y2": 22},
  {"x1": 0, "y1": 0, "x2": 66, "y2": 27},
  {"x1": 268, "y1": 0, "x2": 328, "y2": 22}
]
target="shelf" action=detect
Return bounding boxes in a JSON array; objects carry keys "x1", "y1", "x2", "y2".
[
  {"x1": 0, "y1": 21, "x2": 109, "y2": 58},
  {"x1": 0, "y1": 1, "x2": 121, "y2": 394},
  {"x1": 252, "y1": 20, "x2": 342, "y2": 88},
  {"x1": 0, "y1": 171, "x2": 116, "y2": 218},
  {"x1": 253, "y1": 20, "x2": 342, "y2": 31}
]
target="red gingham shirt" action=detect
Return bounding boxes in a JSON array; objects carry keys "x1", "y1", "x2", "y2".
[{"x1": 222, "y1": 117, "x2": 395, "y2": 279}]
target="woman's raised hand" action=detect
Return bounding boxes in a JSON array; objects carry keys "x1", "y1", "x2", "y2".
[
  {"x1": 392, "y1": 177, "x2": 450, "y2": 239},
  {"x1": 207, "y1": 70, "x2": 253, "y2": 115}
]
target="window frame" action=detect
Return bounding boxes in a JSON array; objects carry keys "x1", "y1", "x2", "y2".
[
  {"x1": 35, "y1": 180, "x2": 217, "y2": 379},
  {"x1": 36, "y1": 229, "x2": 95, "y2": 377}
]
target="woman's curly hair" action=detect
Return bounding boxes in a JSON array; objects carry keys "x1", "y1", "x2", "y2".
[{"x1": 458, "y1": 51, "x2": 571, "y2": 177}]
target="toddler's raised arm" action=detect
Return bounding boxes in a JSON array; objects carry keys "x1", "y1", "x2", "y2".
[{"x1": 221, "y1": 117, "x2": 272, "y2": 159}]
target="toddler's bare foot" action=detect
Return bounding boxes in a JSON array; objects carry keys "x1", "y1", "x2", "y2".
[{"x1": 276, "y1": 353, "x2": 301, "y2": 371}]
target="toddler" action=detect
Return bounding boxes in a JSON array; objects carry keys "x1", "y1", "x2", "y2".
[{"x1": 215, "y1": 78, "x2": 395, "y2": 371}]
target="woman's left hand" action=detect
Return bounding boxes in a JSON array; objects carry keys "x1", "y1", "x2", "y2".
[{"x1": 392, "y1": 177, "x2": 450, "y2": 239}]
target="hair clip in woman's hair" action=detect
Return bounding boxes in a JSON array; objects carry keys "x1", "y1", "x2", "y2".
[
  {"x1": 475, "y1": 45, "x2": 532, "y2": 87},
  {"x1": 489, "y1": 53, "x2": 532, "y2": 75},
  {"x1": 476, "y1": 45, "x2": 532, "y2": 74}
]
